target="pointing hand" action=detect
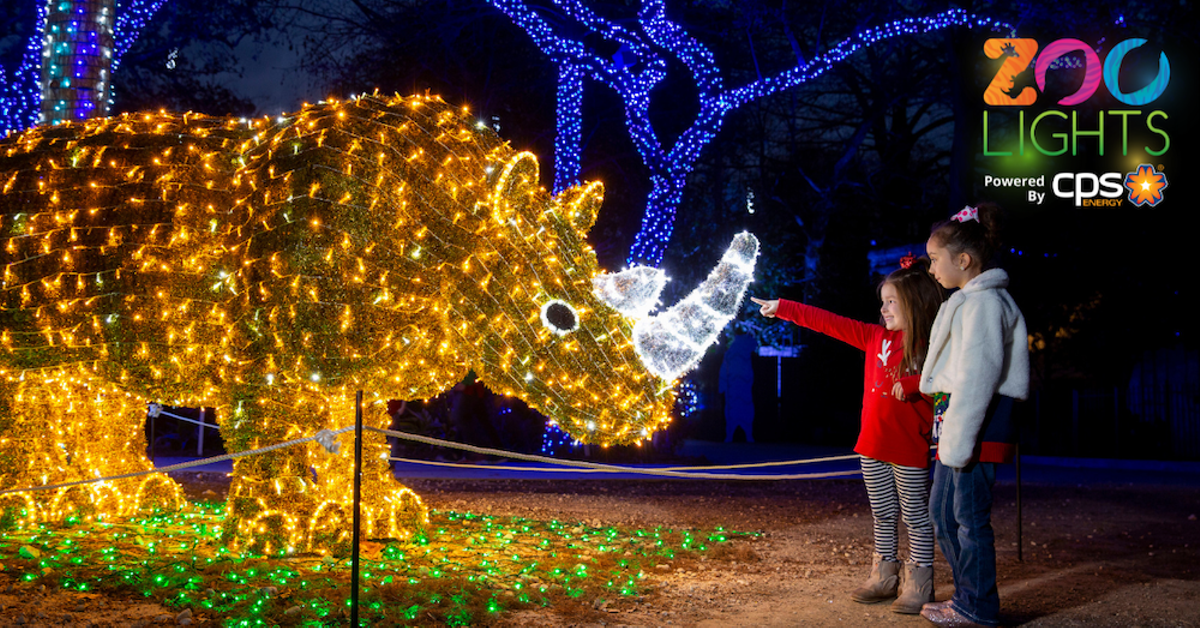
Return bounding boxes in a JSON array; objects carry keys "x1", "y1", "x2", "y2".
[{"x1": 750, "y1": 297, "x2": 779, "y2": 318}]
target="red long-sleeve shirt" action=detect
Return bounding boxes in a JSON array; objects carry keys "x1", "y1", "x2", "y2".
[{"x1": 777, "y1": 300, "x2": 933, "y2": 468}]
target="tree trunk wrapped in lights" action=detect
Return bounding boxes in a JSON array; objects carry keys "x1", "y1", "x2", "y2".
[{"x1": 1, "y1": 93, "x2": 757, "y2": 552}]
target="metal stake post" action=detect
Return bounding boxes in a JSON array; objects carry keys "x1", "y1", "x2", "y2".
[
  {"x1": 351, "y1": 391, "x2": 363, "y2": 626},
  {"x1": 1016, "y1": 442, "x2": 1022, "y2": 562},
  {"x1": 149, "y1": 412, "x2": 156, "y2": 465},
  {"x1": 197, "y1": 408, "x2": 206, "y2": 456}
]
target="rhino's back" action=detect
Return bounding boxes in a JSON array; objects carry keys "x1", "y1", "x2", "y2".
[
  {"x1": 219, "y1": 94, "x2": 516, "y2": 396},
  {"x1": 1, "y1": 113, "x2": 249, "y2": 394}
]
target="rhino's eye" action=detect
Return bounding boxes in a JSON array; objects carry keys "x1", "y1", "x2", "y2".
[{"x1": 540, "y1": 300, "x2": 579, "y2": 336}]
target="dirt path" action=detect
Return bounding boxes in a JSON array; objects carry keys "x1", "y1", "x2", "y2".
[
  {"x1": 413, "y1": 478, "x2": 1200, "y2": 627},
  {"x1": 2, "y1": 476, "x2": 1197, "y2": 626}
]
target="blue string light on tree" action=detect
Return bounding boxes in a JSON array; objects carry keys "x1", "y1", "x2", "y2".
[
  {"x1": 1, "y1": 0, "x2": 167, "y2": 135},
  {"x1": 0, "y1": 2, "x2": 49, "y2": 135},
  {"x1": 41, "y1": 0, "x2": 117, "y2": 125},
  {"x1": 488, "y1": 1, "x2": 1015, "y2": 267}
]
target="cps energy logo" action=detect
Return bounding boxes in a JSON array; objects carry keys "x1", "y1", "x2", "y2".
[
  {"x1": 987, "y1": 163, "x2": 1168, "y2": 207},
  {"x1": 1050, "y1": 164, "x2": 1168, "y2": 207}
]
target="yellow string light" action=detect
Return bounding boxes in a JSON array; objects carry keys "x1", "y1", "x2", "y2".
[{"x1": 1, "y1": 92, "x2": 677, "y2": 552}]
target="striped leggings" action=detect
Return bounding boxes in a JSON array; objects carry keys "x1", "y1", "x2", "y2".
[{"x1": 860, "y1": 455, "x2": 934, "y2": 567}]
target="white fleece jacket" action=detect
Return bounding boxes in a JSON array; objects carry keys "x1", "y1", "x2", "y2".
[{"x1": 919, "y1": 268, "x2": 1030, "y2": 468}]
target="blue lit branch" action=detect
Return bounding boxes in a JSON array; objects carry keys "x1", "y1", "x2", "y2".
[
  {"x1": 1, "y1": 0, "x2": 168, "y2": 136},
  {"x1": 0, "y1": 2, "x2": 49, "y2": 135},
  {"x1": 488, "y1": 1, "x2": 1014, "y2": 267}
]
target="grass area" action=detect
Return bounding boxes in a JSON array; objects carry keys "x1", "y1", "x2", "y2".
[{"x1": 0, "y1": 502, "x2": 756, "y2": 626}]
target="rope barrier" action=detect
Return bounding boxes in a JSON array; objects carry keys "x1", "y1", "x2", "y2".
[
  {"x1": 657, "y1": 453, "x2": 863, "y2": 471},
  {"x1": 1, "y1": 424, "x2": 872, "y2": 497},
  {"x1": 373, "y1": 427, "x2": 864, "y2": 480},
  {"x1": 388, "y1": 455, "x2": 862, "y2": 480},
  {"x1": 0, "y1": 426, "x2": 355, "y2": 497}
]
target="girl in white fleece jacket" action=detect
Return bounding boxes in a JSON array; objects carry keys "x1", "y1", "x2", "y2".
[{"x1": 917, "y1": 203, "x2": 1029, "y2": 628}]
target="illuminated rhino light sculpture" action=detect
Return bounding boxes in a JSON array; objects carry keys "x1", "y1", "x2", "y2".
[{"x1": 0, "y1": 93, "x2": 757, "y2": 551}]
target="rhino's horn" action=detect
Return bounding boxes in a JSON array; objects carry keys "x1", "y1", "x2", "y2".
[
  {"x1": 632, "y1": 232, "x2": 759, "y2": 381},
  {"x1": 592, "y1": 266, "x2": 667, "y2": 320}
]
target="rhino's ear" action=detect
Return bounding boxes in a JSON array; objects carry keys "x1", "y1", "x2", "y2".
[
  {"x1": 554, "y1": 180, "x2": 604, "y2": 236},
  {"x1": 490, "y1": 151, "x2": 540, "y2": 224}
]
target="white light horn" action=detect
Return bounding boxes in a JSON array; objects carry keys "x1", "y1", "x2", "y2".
[
  {"x1": 592, "y1": 266, "x2": 667, "y2": 320},
  {"x1": 633, "y1": 232, "x2": 759, "y2": 381}
]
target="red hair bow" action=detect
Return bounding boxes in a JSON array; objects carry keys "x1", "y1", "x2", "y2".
[{"x1": 899, "y1": 253, "x2": 916, "y2": 269}]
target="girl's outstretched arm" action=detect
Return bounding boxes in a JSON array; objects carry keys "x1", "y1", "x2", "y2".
[{"x1": 751, "y1": 297, "x2": 875, "y2": 352}]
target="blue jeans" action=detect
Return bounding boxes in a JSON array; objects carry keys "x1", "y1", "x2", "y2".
[{"x1": 931, "y1": 459, "x2": 999, "y2": 626}]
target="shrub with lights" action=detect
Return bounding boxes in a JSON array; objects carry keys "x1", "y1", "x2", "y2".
[{"x1": 1, "y1": 92, "x2": 757, "y2": 552}]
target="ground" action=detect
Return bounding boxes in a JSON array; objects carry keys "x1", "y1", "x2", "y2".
[{"x1": 1, "y1": 473, "x2": 1197, "y2": 627}]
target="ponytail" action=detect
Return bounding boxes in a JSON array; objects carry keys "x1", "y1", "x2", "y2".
[{"x1": 929, "y1": 202, "x2": 1005, "y2": 270}]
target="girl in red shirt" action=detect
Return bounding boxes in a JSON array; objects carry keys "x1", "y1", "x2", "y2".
[{"x1": 751, "y1": 256, "x2": 943, "y2": 614}]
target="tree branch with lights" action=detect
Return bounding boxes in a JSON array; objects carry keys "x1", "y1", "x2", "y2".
[{"x1": 487, "y1": 0, "x2": 1013, "y2": 267}]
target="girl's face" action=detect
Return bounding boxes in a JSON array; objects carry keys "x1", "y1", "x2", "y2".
[
  {"x1": 880, "y1": 283, "x2": 907, "y2": 331},
  {"x1": 926, "y1": 237, "x2": 969, "y2": 290}
]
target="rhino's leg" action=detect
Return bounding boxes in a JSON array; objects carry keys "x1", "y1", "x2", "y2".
[
  {"x1": 0, "y1": 378, "x2": 33, "y2": 529},
  {"x1": 220, "y1": 386, "x2": 427, "y2": 555},
  {"x1": 307, "y1": 400, "x2": 429, "y2": 551},
  {"x1": 219, "y1": 385, "x2": 316, "y2": 554},
  {"x1": 0, "y1": 373, "x2": 186, "y2": 527}
]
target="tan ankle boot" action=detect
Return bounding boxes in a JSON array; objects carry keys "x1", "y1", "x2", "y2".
[
  {"x1": 890, "y1": 562, "x2": 934, "y2": 614},
  {"x1": 851, "y1": 554, "x2": 900, "y2": 603}
]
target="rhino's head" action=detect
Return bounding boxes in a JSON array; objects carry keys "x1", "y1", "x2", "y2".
[{"x1": 453, "y1": 151, "x2": 758, "y2": 446}]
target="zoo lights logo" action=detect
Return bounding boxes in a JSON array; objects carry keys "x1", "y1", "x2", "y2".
[
  {"x1": 979, "y1": 37, "x2": 1171, "y2": 158},
  {"x1": 978, "y1": 35, "x2": 1173, "y2": 208}
]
